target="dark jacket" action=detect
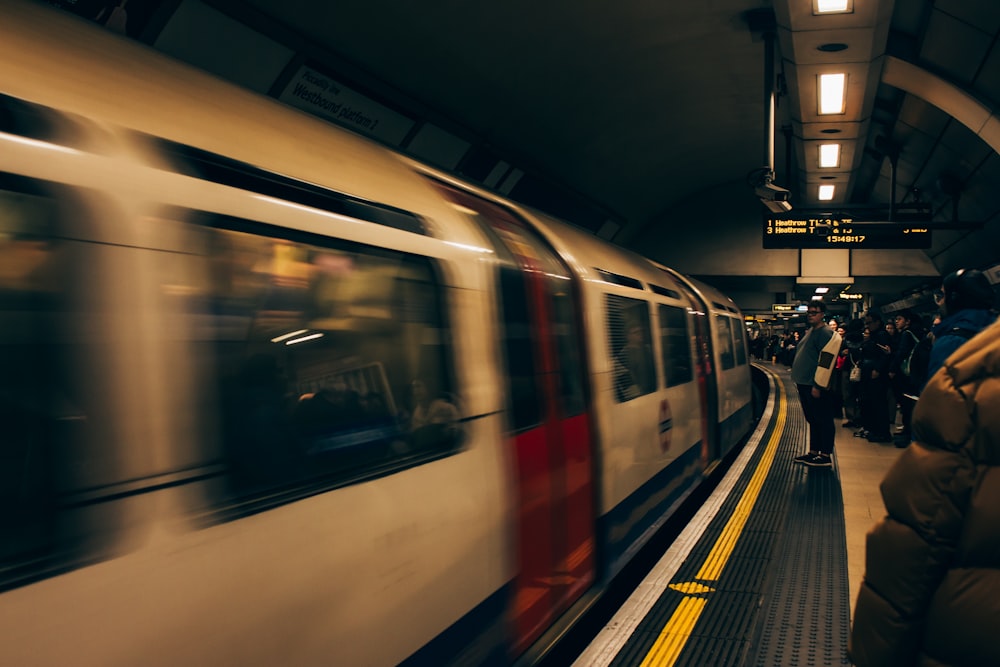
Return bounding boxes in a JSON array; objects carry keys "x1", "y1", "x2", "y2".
[
  {"x1": 860, "y1": 325, "x2": 892, "y2": 379},
  {"x1": 923, "y1": 308, "x2": 996, "y2": 388},
  {"x1": 889, "y1": 325, "x2": 927, "y2": 395},
  {"x1": 849, "y1": 318, "x2": 1000, "y2": 666}
]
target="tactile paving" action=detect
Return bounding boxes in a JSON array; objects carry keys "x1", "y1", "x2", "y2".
[{"x1": 607, "y1": 369, "x2": 851, "y2": 666}]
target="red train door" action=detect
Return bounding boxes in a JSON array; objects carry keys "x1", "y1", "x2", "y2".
[{"x1": 432, "y1": 183, "x2": 595, "y2": 657}]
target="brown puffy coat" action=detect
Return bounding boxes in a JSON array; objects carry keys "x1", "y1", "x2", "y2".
[{"x1": 850, "y1": 317, "x2": 1000, "y2": 667}]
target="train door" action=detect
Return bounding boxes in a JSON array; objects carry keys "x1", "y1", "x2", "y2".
[
  {"x1": 432, "y1": 183, "x2": 595, "y2": 656},
  {"x1": 679, "y1": 284, "x2": 720, "y2": 466}
]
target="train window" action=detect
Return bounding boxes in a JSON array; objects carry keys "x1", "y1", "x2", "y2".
[
  {"x1": 154, "y1": 140, "x2": 428, "y2": 236},
  {"x1": 188, "y1": 214, "x2": 458, "y2": 511},
  {"x1": 606, "y1": 295, "x2": 656, "y2": 402},
  {"x1": 497, "y1": 264, "x2": 542, "y2": 430},
  {"x1": 595, "y1": 268, "x2": 644, "y2": 291},
  {"x1": 650, "y1": 283, "x2": 681, "y2": 300},
  {"x1": 551, "y1": 289, "x2": 586, "y2": 417},
  {"x1": 715, "y1": 315, "x2": 736, "y2": 370},
  {"x1": 658, "y1": 305, "x2": 693, "y2": 387},
  {"x1": 733, "y1": 323, "x2": 748, "y2": 366},
  {"x1": 0, "y1": 175, "x2": 114, "y2": 589}
]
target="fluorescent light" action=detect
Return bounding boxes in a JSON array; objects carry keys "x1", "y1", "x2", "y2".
[
  {"x1": 271, "y1": 329, "x2": 308, "y2": 343},
  {"x1": 819, "y1": 73, "x2": 846, "y2": 115},
  {"x1": 285, "y1": 332, "x2": 325, "y2": 346},
  {"x1": 818, "y1": 184, "x2": 836, "y2": 200},
  {"x1": 815, "y1": 287, "x2": 830, "y2": 293},
  {"x1": 819, "y1": 144, "x2": 841, "y2": 168},
  {"x1": 815, "y1": 0, "x2": 851, "y2": 13},
  {"x1": 811, "y1": 295, "x2": 823, "y2": 301}
]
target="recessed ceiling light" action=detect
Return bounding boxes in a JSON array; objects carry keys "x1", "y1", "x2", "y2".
[
  {"x1": 815, "y1": 0, "x2": 852, "y2": 14},
  {"x1": 819, "y1": 73, "x2": 846, "y2": 114},
  {"x1": 819, "y1": 143, "x2": 841, "y2": 168},
  {"x1": 818, "y1": 184, "x2": 836, "y2": 200},
  {"x1": 815, "y1": 287, "x2": 830, "y2": 293},
  {"x1": 818, "y1": 43, "x2": 848, "y2": 52}
]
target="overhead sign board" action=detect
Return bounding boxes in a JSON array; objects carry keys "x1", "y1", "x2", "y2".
[
  {"x1": 279, "y1": 64, "x2": 416, "y2": 145},
  {"x1": 772, "y1": 304, "x2": 807, "y2": 312},
  {"x1": 763, "y1": 216, "x2": 932, "y2": 249}
]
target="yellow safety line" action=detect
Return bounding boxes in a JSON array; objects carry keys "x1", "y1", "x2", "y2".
[{"x1": 639, "y1": 372, "x2": 787, "y2": 667}]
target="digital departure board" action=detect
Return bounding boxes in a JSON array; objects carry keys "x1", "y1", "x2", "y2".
[{"x1": 763, "y1": 216, "x2": 932, "y2": 249}]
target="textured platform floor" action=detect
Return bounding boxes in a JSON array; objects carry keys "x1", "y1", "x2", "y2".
[{"x1": 576, "y1": 364, "x2": 904, "y2": 666}]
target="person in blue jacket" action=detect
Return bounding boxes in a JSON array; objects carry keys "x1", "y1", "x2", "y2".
[{"x1": 923, "y1": 268, "x2": 997, "y2": 389}]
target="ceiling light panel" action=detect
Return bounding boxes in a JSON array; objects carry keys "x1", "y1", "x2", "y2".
[
  {"x1": 818, "y1": 184, "x2": 836, "y2": 200},
  {"x1": 819, "y1": 73, "x2": 846, "y2": 114},
  {"x1": 814, "y1": 0, "x2": 852, "y2": 15},
  {"x1": 819, "y1": 143, "x2": 841, "y2": 167}
]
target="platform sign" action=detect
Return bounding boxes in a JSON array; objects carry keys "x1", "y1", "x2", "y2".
[{"x1": 763, "y1": 216, "x2": 932, "y2": 249}]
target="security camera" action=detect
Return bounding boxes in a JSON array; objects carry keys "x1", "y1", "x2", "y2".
[
  {"x1": 761, "y1": 198, "x2": 793, "y2": 213},
  {"x1": 755, "y1": 182, "x2": 791, "y2": 202}
]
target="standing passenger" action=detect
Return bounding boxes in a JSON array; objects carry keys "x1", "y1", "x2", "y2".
[
  {"x1": 839, "y1": 320, "x2": 864, "y2": 428},
  {"x1": 887, "y1": 310, "x2": 926, "y2": 447},
  {"x1": 849, "y1": 318, "x2": 1000, "y2": 666},
  {"x1": 923, "y1": 268, "x2": 997, "y2": 388},
  {"x1": 791, "y1": 301, "x2": 838, "y2": 468},
  {"x1": 857, "y1": 309, "x2": 893, "y2": 443}
]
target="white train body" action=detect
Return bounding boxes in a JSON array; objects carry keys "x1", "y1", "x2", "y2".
[{"x1": 0, "y1": 3, "x2": 753, "y2": 665}]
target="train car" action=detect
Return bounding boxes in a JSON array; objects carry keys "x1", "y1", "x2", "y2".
[{"x1": 0, "y1": 2, "x2": 754, "y2": 665}]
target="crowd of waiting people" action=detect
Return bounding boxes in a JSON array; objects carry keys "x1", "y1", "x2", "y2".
[
  {"x1": 752, "y1": 268, "x2": 997, "y2": 451},
  {"x1": 750, "y1": 268, "x2": 999, "y2": 667}
]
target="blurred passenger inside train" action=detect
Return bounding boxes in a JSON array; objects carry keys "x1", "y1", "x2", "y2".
[
  {"x1": 407, "y1": 379, "x2": 460, "y2": 449},
  {"x1": 923, "y1": 268, "x2": 997, "y2": 388},
  {"x1": 294, "y1": 378, "x2": 364, "y2": 439},
  {"x1": 850, "y1": 317, "x2": 1000, "y2": 667},
  {"x1": 615, "y1": 323, "x2": 655, "y2": 400},
  {"x1": 886, "y1": 310, "x2": 927, "y2": 447}
]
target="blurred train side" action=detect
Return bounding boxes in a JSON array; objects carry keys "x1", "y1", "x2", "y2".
[{"x1": 0, "y1": 3, "x2": 752, "y2": 666}]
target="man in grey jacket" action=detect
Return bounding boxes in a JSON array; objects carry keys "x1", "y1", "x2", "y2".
[{"x1": 791, "y1": 300, "x2": 837, "y2": 468}]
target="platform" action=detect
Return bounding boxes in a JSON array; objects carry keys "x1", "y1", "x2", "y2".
[{"x1": 574, "y1": 363, "x2": 904, "y2": 666}]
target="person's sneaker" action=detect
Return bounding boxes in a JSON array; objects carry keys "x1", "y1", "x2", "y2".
[
  {"x1": 853, "y1": 429, "x2": 870, "y2": 438},
  {"x1": 793, "y1": 453, "x2": 815, "y2": 464},
  {"x1": 803, "y1": 453, "x2": 833, "y2": 468}
]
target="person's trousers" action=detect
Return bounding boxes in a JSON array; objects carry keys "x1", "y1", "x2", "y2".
[
  {"x1": 860, "y1": 375, "x2": 891, "y2": 436},
  {"x1": 797, "y1": 384, "x2": 836, "y2": 455}
]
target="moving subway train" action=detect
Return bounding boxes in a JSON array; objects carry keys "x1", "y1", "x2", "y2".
[{"x1": 0, "y1": 3, "x2": 754, "y2": 665}]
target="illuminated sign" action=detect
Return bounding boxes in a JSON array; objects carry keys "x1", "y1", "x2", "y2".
[
  {"x1": 763, "y1": 216, "x2": 932, "y2": 249},
  {"x1": 838, "y1": 292, "x2": 864, "y2": 300},
  {"x1": 772, "y1": 304, "x2": 807, "y2": 312}
]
